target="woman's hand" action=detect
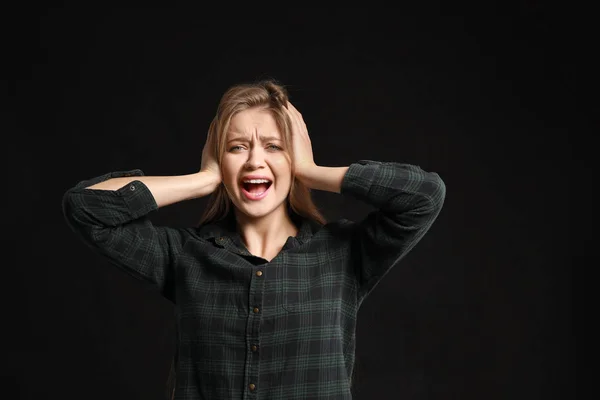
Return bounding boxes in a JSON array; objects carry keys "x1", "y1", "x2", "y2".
[
  {"x1": 285, "y1": 102, "x2": 317, "y2": 179},
  {"x1": 200, "y1": 127, "x2": 223, "y2": 185}
]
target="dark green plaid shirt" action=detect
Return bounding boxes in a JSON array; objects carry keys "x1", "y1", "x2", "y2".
[{"x1": 62, "y1": 160, "x2": 446, "y2": 400}]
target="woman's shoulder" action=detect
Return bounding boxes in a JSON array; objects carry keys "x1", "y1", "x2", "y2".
[
  {"x1": 308, "y1": 217, "x2": 357, "y2": 243},
  {"x1": 322, "y1": 217, "x2": 355, "y2": 230}
]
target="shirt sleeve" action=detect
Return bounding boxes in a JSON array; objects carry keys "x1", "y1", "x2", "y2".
[
  {"x1": 340, "y1": 160, "x2": 446, "y2": 302},
  {"x1": 62, "y1": 169, "x2": 188, "y2": 299}
]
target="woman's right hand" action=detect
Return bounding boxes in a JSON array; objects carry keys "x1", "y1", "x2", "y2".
[{"x1": 200, "y1": 128, "x2": 223, "y2": 185}]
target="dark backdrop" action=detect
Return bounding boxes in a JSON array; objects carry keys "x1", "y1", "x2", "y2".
[{"x1": 5, "y1": 6, "x2": 578, "y2": 400}]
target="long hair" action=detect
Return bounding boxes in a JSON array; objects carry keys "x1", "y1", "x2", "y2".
[{"x1": 197, "y1": 79, "x2": 326, "y2": 226}]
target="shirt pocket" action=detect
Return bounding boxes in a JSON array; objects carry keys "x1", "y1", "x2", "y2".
[
  {"x1": 282, "y1": 290, "x2": 312, "y2": 312},
  {"x1": 279, "y1": 252, "x2": 348, "y2": 313},
  {"x1": 282, "y1": 294, "x2": 340, "y2": 313},
  {"x1": 281, "y1": 274, "x2": 344, "y2": 313}
]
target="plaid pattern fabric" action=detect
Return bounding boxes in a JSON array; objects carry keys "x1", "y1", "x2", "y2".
[{"x1": 62, "y1": 160, "x2": 446, "y2": 399}]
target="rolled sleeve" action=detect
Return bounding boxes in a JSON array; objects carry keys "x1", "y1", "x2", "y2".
[{"x1": 341, "y1": 160, "x2": 446, "y2": 301}]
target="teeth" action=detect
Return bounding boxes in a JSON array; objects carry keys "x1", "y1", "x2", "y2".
[{"x1": 243, "y1": 179, "x2": 271, "y2": 184}]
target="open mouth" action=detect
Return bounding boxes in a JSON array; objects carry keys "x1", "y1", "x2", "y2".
[{"x1": 240, "y1": 179, "x2": 273, "y2": 200}]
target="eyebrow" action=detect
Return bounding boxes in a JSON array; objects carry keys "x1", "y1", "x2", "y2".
[{"x1": 227, "y1": 135, "x2": 282, "y2": 144}]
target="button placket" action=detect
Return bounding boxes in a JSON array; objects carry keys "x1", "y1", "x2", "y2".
[{"x1": 246, "y1": 266, "x2": 266, "y2": 395}]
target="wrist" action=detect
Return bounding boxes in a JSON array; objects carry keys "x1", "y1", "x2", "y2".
[
  {"x1": 295, "y1": 164, "x2": 349, "y2": 193},
  {"x1": 294, "y1": 163, "x2": 319, "y2": 185},
  {"x1": 196, "y1": 170, "x2": 222, "y2": 195}
]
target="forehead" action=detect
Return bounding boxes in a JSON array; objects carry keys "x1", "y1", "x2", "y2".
[{"x1": 228, "y1": 108, "x2": 280, "y2": 138}]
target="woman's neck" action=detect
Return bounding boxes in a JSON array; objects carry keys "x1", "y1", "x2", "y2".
[{"x1": 234, "y1": 206, "x2": 298, "y2": 259}]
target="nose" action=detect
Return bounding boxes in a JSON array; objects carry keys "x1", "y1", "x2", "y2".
[{"x1": 244, "y1": 147, "x2": 266, "y2": 170}]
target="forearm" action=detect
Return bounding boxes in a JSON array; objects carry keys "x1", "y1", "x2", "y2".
[
  {"x1": 85, "y1": 171, "x2": 221, "y2": 208},
  {"x1": 297, "y1": 165, "x2": 349, "y2": 193}
]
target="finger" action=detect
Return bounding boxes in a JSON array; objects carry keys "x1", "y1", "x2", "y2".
[
  {"x1": 287, "y1": 101, "x2": 299, "y2": 115},
  {"x1": 292, "y1": 105, "x2": 301, "y2": 118},
  {"x1": 284, "y1": 102, "x2": 293, "y2": 118},
  {"x1": 285, "y1": 104, "x2": 299, "y2": 125}
]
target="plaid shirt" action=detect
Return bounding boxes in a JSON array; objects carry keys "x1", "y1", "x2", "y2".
[{"x1": 62, "y1": 160, "x2": 446, "y2": 400}]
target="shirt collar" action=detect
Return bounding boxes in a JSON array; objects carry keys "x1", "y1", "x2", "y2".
[{"x1": 195, "y1": 211, "x2": 319, "y2": 252}]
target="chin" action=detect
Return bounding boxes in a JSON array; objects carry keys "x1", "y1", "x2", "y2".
[
  {"x1": 246, "y1": 201, "x2": 276, "y2": 213},
  {"x1": 236, "y1": 199, "x2": 286, "y2": 220}
]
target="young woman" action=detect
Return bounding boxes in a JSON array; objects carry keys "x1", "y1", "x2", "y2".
[{"x1": 62, "y1": 80, "x2": 446, "y2": 399}]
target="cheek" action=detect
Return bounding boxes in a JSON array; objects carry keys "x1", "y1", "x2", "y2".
[
  {"x1": 221, "y1": 158, "x2": 241, "y2": 186},
  {"x1": 272, "y1": 155, "x2": 291, "y2": 171},
  {"x1": 272, "y1": 157, "x2": 292, "y2": 187}
]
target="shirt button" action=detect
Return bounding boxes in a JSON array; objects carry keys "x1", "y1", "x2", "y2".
[
  {"x1": 249, "y1": 383, "x2": 256, "y2": 391},
  {"x1": 253, "y1": 307, "x2": 260, "y2": 314},
  {"x1": 129, "y1": 184, "x2": 135, "y2": 191},
  {"x1": 255, "y1": 270, "x2": 263, "y2": 277},
  {"x1": 251, "y1": 345, "x2": 258, "y2": 352}
]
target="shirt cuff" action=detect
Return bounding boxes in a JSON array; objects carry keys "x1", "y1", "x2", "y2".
[
  {"x1": 340, "y1": 160, "x2": 380, "y2": 202},
  {"x1": 73, "y1": 169, "x2": 144, "y2": 189},
  {"x1": 117, "y1": 179, "x2": 158, "y2": 219},
  {"x1": 75, "y1": 169, "x2": 158, "y2": 218}
]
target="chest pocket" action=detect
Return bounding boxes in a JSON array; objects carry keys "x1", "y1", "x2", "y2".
[
  {"x1": 279, "y1": 256, "x2": 344, "y2": 313},
  {"x1": 282, "y1": 291, "x2": 341, "y2": 313}
]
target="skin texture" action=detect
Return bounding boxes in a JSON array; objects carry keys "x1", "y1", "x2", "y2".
[
  {"x1": 221, "y1": 107, "x2": 293, "y2": 225},
  {"x1": 219, "y1": 107, "x2": 298, "y2": 259},
  {"x1": 86, "y1": 101, "x2": 349, "y2": 261}
]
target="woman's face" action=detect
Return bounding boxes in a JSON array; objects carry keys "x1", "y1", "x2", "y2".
[{"x1": 221, "y1": 107, "x2": 292, "y2": 220}]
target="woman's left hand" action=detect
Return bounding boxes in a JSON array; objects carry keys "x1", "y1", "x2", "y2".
[{"x1": 285, "y1": 101, "x2": 317, "y2": 178}]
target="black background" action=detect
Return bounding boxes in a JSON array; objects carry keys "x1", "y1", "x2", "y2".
[{"x1": 5, "y1": 5, "x2": 580, "y2": 400}]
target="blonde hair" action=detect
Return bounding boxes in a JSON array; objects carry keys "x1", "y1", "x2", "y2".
[{"x1": 197, "y1": 79, "x2": 327, "y2": 226}]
